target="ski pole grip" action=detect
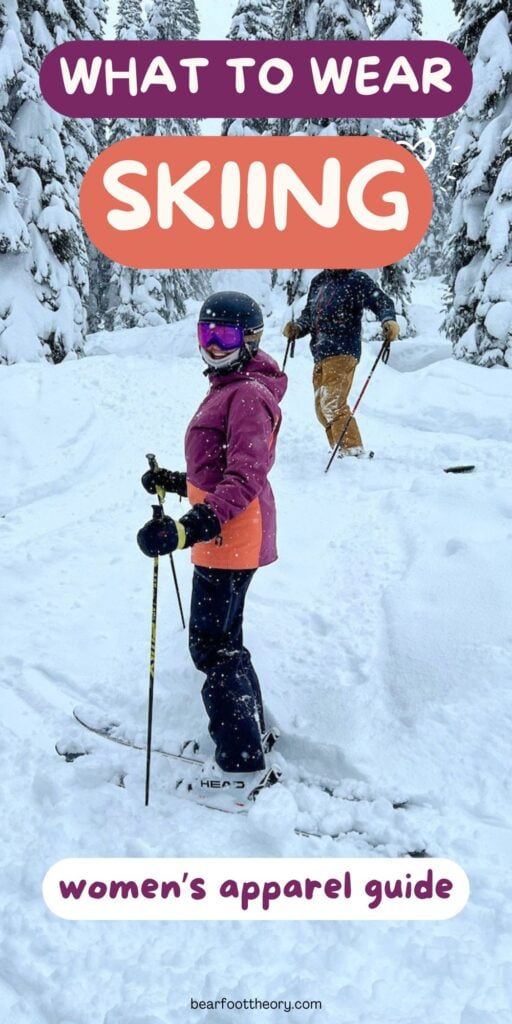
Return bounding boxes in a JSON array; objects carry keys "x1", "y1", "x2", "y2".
[
  {"x1": 151, "y1": 504, "x2": 165, "y2": 521},
  {"x1": 146, "y1": 453, "x2": 166, "y2": 505}
]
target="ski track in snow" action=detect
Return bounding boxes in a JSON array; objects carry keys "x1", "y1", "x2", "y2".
[{"x1": 1, "y1": 280, "x2": 512, "y2": 1022}]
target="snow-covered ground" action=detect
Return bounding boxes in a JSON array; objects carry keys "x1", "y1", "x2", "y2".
[{"x1": 1, "y1": 276, "x2": 512, "y2": 1022}]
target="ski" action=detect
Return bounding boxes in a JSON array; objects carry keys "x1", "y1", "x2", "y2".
[
  {"x1": 333, "y1": 455, "x2": 477, "y2": 475},
  {"x1": 64, "y1": 709, "x2": 344, "y2": 804},
  {"x1": 68, "y1": 707, "x2": 279, "y2": 764},
  {"x1": 69, "y1": 707, "x2": 204, "y2": 765},
  {"x1": 68, "y1": 707, "x2": 393, "y2": 804},
  {"x1": 337, "y1": 449, "x2": 375, "y2": 460},
  {"x1": 335, "y1": 454, "x2": 477, "y2": 473},
  {"x1": 57, "y1": 722, "x2": 339, "y2": 836},
  {"x1": 57, "y1": 706, "x2": 428, "y2": 852}
]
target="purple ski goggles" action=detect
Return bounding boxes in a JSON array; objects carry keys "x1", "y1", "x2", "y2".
[{"x1": 197, "y1": 321, "x2": 245, "y2": 352}]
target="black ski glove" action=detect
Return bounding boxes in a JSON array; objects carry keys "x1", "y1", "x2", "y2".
[
  {"x1": 137, "y1": 503, "x2": 221, "y2": 558},
  {"x1": 141, "y1": 467, "x2": 188, "y2": 498},
  {"x1": 179, "y1": 503, "x2": 222, "y2": 546},
  {"x1": 137, "y1": 514, "x2": 181, "y2": 557}
]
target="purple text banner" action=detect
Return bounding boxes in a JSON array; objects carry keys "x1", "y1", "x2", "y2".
[{"x1": 41, "y1": 41, "x2": 472, "y2": 120}]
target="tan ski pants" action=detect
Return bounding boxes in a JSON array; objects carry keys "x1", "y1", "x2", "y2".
[{"x1": 312, "y1": 353, "x2": 363, "y2": 449}]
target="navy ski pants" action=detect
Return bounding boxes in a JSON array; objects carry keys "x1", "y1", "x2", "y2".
[{"x1": 188, "y1": 567, "x2": 266, "y2": 772}]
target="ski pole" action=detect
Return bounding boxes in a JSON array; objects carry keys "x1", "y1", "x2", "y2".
[
  {"x1": 282, "y1": 337, "x2": 296, "y2": 371},
  {"x1": 145, "y1": 503, "x2": 162, "y2": 806},
  {"x1": 146, "y1": 453, "x2": 186, "y2": 630},
  {"x1": 282, "y1": 304, "x2": 296, "y2": 372},
  {"x1": 325, "y1": 341, "x2": 390, "y2": 474}
]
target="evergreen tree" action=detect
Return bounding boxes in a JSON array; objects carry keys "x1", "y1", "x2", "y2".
[
  {"x1": 413, "y1": 115, "x2": 458, "y2": 279},
  {"x1": 228, "y1": 0, "x2": 278, "y2": 40},
  {"x1": 316, "y1": 0, "x2": 369, "y2": 41},
  {"x1": 82, "y1": 1, "x2": 110, "y2": 335},
  {"x1": 368, "y1": 0, "x2": 425, "y2": 329},
  {"x1": 222, "y1": 0, "x2": 279, "y2": 137},
  {"x1": 277, "y1": 0, "x2": 370, "y2": 303},
  {"x1": 0, "y1": 2, "x2": 30, "y2": 261},
  {"x1": 280, "y1": 0, "x2": 310, "y2": 40},
  {"x1": 359, "y1": 0, "x2": 378, "y2": 15},
  {"x1": 86, "y1": 117, "x2": 111, "y2": 333},
  {"x1": 114, "y1": 0, "x2": 144, "y2": 40},
  {"x1": 106, "y1": 0, "x2": 209, "y2": 330},
  {"x1": 451, "y1": 0, "x2": 504, "y2": 62},
  {"x1": 85, "y1": 0, "x2": 107, "y2": 39},
  {"x1": 372, "y1": 0, "x2": 422, "y2": 37},
  {"x1": 445, "y1": 7, "x2": 512, "y2": 367},
  {"x1": 146, "y1": 0, "x2": 199, "y2": 41},
  {"x1": 145, "y1": 0, "x2": 200, "y2": 136},
  {"x1": 106, "y1": 0, "x2": 157, "y2": 330},
  {"x1": 0, "y1": 0, "x2": 106, "y2": 363},
  {"x1": 112, "y1": 269, "x2": 169, "y2": 329},
  {"x1": 145, "y1": 0, "x2": 209, "y2": 320},
  {"x1": 285, "y1": 0, "x2": 369, "y2": 137}
]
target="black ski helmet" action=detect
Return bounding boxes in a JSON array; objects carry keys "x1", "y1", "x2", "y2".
[{"x1": 198, "y1": 291, "x2": 264, "y2": 371}]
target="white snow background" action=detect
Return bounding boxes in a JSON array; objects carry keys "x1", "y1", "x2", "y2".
[{"x1": 1, "y1": 274, "x2": 512, "y2": 1022}]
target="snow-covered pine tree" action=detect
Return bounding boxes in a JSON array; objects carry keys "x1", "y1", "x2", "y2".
[
  {"x1": 316, "y1": 0, "x2": 369, "y2": 41},
  {"x1": 366, "y1": 0, "x2": 425, "y2": 330},
  {"x1": 85, "y1": 0, "x2": 107, "y2": 40},
  {"x1": 445, "y1": 8, "x2": 512, "y2": 368},
  {"x1": 81, "y1": 0, "x2": 110, "y2": 334},
  {"x1": 371, "y1": 0, "x2": 422, "y2": 38},
  {"x1": 287, "y1": 0, "x2": 369, "y2": 137},
  {"x1": 274, "y1": 0, "x2": 312, "y2": 300},
  {"x1": 276, "y1": 0, "x2": 370, "y2": 304},
  {"x1": 146, "y1": 0, "x2": 200, "y2": 137},
  {"x1": 452, "y1": 0, "x2": 504, "y2": 63},
  {"x1": 143, "y1": 0, "x2": 210, "y2": 322},
  {"x1": 109, "y1": 0, "x2": 145, "y2": 140},
  {"x1": 146, "y1": 0, "x2": 199, "y2": 40},
  {"x1": 227, "y1": 0, "x2": 278, "y2": 41},
  {"x1": 222, "y1": 0, "x2": 279, "y2": 137},
  {"x1": 0, "y1": 0, "x2": 104, "y2": 363},
  {"x1": 86, "y1": 118, "x2": 111, "y2": 333},
  {"x1": 0, "y1": 3, "x2": 30, "y2": 265},
  {"x1": 105, "y1": 0, "x2": 167, "y2": 330},
  {"x1": 413, "y1": 114, "x2": 459, "y2": 279},
  {"x1": 106, "y1": 0, "x2": 208, "y2": 330},
  {"x1": 374, "y1": 110, "x2": 418, "y2": 324},
  {"x1": 272, "y1": 0, "x2": 310, "y2": 139},
  {"x1": 114, "y1": 0, "x2": 144, "y2": 40},
  {"x1": 280, "y1": 0, "x2": 310, "y2": 39},
  {"x1": 359, "y1": 0, "x2": 378, "y2": 14}
]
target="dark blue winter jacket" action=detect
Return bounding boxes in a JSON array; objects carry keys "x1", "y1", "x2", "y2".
[{"x1": 295, "y1": 270, "x2": 396, "y2": 363}]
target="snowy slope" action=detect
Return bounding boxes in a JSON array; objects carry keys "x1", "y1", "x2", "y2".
[{"x1": 1, "y1": 277, "x2": 512, "y2": 1022}]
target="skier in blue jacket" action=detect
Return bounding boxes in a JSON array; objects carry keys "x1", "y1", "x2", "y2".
[{"x1": 283, "y1": 269, "x2": 400, "y2": 454}]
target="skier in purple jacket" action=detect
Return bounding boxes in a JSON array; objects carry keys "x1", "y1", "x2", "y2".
[{"x1": 137, "y1": 292, "x2": 287, "y2": 804}]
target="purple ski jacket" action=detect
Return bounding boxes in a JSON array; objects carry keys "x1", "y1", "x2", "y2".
[{"x1": 184, "y1": 350, "x2": 287, "y2": 570}]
